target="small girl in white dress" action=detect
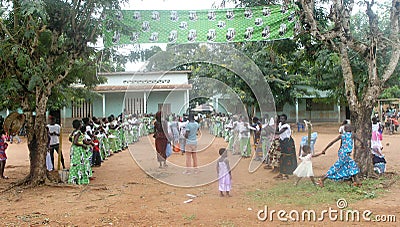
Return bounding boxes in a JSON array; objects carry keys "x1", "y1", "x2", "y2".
[
  {"x1": 293, "y1": 145, "x2": 322, "y2": 186},
  {"x1": 217, "y1": 148, "x2": 232, "y2": 197}
]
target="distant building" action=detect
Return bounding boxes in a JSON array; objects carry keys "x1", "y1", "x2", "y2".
[
  {"x1": 0, "y1": 73, "x2": 347, "y2": 126},
  {"x1": 62, "y1": 70, "x2": 191, "y2": 125}
]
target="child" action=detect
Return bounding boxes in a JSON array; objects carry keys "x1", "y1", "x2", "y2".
[
  {"x1": 217, "y1": 148, "x2": 232, "y2": 197},
  {"x1": 338, "y1": 120, "x2": 348, "y2": 134},
  {"x1": 0, "y1": 129, "x2": 9, "y2": 179},
  {"x1": 91, "y1": 133, "x2": 102, "y2": 167},
  {"x1": 293, "y1": 144, "x2": 322, "y2": 186}
]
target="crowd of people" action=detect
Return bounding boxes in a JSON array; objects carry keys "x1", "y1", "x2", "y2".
[
  {"x1": 63, "y1": 113, "x2": 151, "y2": 184},
  {"x1": 206, "y1": 112, "x2": 388, "y2": 190},
  {"x1": 0, "y1": 110, "x2": 389, "y2": 194}
]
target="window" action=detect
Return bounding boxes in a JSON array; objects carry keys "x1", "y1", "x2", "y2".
[
  {"x1": 72, "y1": 100, "x2": 93, "y2": 118},
  {"x1": 125, "y1": 97, "x2": 145, "y2": 115},
  {"x1": 306, "y1": 99, "x2": 334, "y2": 111}
]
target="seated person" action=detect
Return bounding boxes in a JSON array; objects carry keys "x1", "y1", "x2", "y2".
[{"x1": 371, "y1": 146, "x2": 386, "y2": 174}]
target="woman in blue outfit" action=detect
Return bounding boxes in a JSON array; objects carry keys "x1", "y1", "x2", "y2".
[{"x1": 318, "y1": 124, "x2": 364, "y2": 187}]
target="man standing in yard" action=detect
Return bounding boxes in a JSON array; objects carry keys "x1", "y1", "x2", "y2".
[
  {"x1": 47, "y1": 116, "x2": 65, "y2": 170},
  {"x1": 183, "y1": 113, "x2": 199, "y2": 174}
]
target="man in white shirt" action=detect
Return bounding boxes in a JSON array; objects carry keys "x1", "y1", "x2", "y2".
[{"x1": 47, "y1": 116, "x2": 65, "y2": 170}]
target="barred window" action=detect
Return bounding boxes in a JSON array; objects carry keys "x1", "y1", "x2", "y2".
[
  {"x1": 125, "y1": 97, "x2": 145, "y2": 115},
  {"x1": 306, "y1": 99, "x2": 334, "y2": 111},
  {"x1": 72, "y1": 100, "x2": 93, "y2": 118}
]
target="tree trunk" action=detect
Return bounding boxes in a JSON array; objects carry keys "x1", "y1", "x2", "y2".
[
  {"x1": 21, "y1": 94, "x2": 51, "y2": 186},
  {"x1": 26, "y1": 114, "x2": 49, "y2": 185},
  {"x1": 350, "y1": 106, "x2": 374, "y2": 178},
  {"x1": 339, "y1": 43, "x2": 375, "y2": 177}
]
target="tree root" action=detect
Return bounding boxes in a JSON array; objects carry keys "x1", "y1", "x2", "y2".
[
  {"x1": 1, "y1": 171, "x2": 70, "y2": 193},
  {"x1": 1, "y1": 176, "x2": 37, "y2": 193}
]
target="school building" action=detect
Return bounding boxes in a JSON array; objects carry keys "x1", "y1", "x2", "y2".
[{"x1": 53, "y1": 70, "x2": 191, "y2": 126}]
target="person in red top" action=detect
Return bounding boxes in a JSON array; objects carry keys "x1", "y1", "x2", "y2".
[
  {"x1": 0, "y1": 129, "x2": 9, "y2": 179},
  {"x1": 91, "y1": 134, "x2": 101, "y2": 167},
  {"x1": 154, "y1": 111, "x2": 169, "y2": 168}
]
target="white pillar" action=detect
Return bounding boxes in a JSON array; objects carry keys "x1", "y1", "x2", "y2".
[
  {"x1": 143, "y1": 92, "x2": 147, "y2": 114},
  {"x1": 186, "y1": 89, "x2": 190, "y2": 113},
  {"x1": 295, "y1": 98, "x2": 299, "y2": 123},
  {"x1": 379, "y1": 100, "x2": 383, "y2": 123},
  {"x1": 102, "y1": 93, "x2": 106, "y2": 117},
  {"x1": 63, "y1": 106, "x2": 66, "y2": 127},
  {"x1": 215, "y1": 97, "x2": 219, "y2": 113},
  {"x1": 337, "y1": 100, "x2": 341, "y2": 123},
  {"x1": 6, "y1": 109, "x2": 9, "y2": 116},
  {"x1": 121, "y1": 94, "x2": 125, "y2": 115}
]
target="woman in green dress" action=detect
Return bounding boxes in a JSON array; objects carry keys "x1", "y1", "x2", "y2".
[{"x1": 68, "y1": 119, "x2": 90, "y2": 185}]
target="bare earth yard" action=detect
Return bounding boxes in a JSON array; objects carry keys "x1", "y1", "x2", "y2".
[{"x1": 0, "y1": 123, "x2": 399, "y2": 226}]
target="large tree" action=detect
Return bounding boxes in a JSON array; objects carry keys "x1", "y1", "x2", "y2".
[
  {"x1": 299, "y1": 0, "x2": 400, "y2": 176},
  {"x1": 0, "y1": 0, "x2": 124, "y2": 186}
]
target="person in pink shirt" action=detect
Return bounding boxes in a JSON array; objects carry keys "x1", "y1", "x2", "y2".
[{"x1": 0, "y1": 129, "x2": 9, "y2": 179}]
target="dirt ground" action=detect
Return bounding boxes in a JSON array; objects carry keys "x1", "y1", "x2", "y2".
[{"x1": 0, "y1": 123, "x2": 399, "y2": 226}]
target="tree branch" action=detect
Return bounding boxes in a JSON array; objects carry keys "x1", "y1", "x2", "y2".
[
  {"x1": 381, "y1": 0, "x2": 400, "y2": 82},
  {"x1": 0, "y1": 21, "x2": 16, "y2": 43},
  {"x1": 339, "y1": 43, "x2": 359, "y2": 109}
]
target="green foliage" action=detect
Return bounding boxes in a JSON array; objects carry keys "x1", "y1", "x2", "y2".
[
  {"x1": 0, "y1": 0, "x2": 126, "y2": 183},
  {"x1": 0, "y1": 0, "x2": 125, "y2": 112},
  {"x1": 38, "y1": 31, "x2": 52, "y2": 55},
  {"x1": 380, "y1": 85, "x2": 400, "y2": 99}
]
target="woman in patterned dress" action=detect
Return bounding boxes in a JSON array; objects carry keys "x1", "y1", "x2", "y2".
[
  {"x1": 68, "y1": 119, "x2": 90, "y2": 185},
  {"x1": 274, "y1": 114, "x2": 297, "y2": 179},
  {"x1": 265, "y1": 115, "x2": 280, "y2": 171},
  {"x1": 318, "y1": 124, "x2": 364, "y2": 187}
]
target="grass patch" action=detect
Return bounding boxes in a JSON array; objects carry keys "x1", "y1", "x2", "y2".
[
  {"x1": 183, "y1": 214, "x2": 196, "y2": 221},
  {"x1": 218, "y1": 219, "x2": 235, "y2": 227},
  {"x1": 247, "y1": 173, "x2": 398, "y2": 207}
]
